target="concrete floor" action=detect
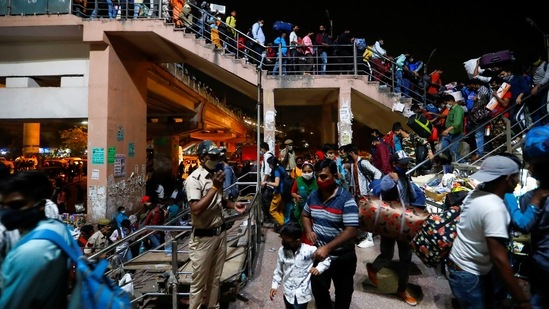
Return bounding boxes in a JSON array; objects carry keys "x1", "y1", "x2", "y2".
[{"x1": 230, "y1": 226, "x2": 456, "y2": 309}]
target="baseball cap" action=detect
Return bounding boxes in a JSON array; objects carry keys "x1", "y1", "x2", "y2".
[
  {"x1": 284, "y1": 139, "x2": 293, "y2": 145},
  {"x1": 97, "y1": 218, "x2": 111, "y2": 226},
  {"x1": 391, "y1": 150, "x2": 412, "y2": 164},
  {"x1": 470, "y1": 155, "x2": 520, "y2": 182},
  {"x1": 141, "y1": 195, "x2": 150, "y2": 203},
  {"x1": 196, "y1": 140, "x2": 221, "y2": 156}
]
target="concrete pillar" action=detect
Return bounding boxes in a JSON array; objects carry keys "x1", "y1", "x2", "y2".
[
  {"x1": 22, "y1": 123, "x2": 40, "y2": 155},
  {"x1": 86, "y1": 38, "x2": 148, "y2": 223},
  {"x1": 337, "y1": 86, "x2": 353, "y2": 147},
  {"x1": 263, "y1": 89, "x2": 276, "y2": 153},
  {"x1": 320, "y1": 103, "x2": 336, "y2": 145},
  {"x1": 153, "y1": 135, "x2": 180, "y2": 181}
]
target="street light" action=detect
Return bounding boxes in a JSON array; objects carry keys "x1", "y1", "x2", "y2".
[{"x1": 526, "y1": 17, "x2": 549, "y2": 62}]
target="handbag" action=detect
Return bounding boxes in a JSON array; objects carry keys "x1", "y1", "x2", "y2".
[
  {"x1": 468, "y1": 106, "x2": 492, "y2": 125},
  {"x1": 358, "y1": 193, "x2": 429, "y2": 241}
]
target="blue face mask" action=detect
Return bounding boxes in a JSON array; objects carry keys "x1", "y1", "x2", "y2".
[{"x1": 394, "y1": 166, "x2": 408, "y2": 174}]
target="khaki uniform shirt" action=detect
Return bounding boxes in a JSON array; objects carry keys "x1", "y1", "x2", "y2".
[
  {"x1": 184, "y1": 165, "x2": 224, "y2": 229},
  {"x1": 84, "y1": 230, "x2": 108, "y2": 255}
]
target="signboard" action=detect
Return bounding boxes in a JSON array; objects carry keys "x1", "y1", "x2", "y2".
[
  {"x1": 108, "y1": 147, "x2": 116, "y2": 164},
  {"x1": 209, "y1": 3, "x2": 225, "y2": 14},
  {"x1": 91, "y1": 148, "x2": 105, "y2": 165}
]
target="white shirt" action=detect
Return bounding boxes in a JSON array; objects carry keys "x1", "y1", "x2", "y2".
[
  {"x1": 289, "y1": 31, "x2": 298, "y2": 49},
  {"x1": 271, "y1": 243, "x2": 331, "y2": 305},
  {"x1": 261, "y1": 151, "x2": 273, "y2": 181},
  {"x1": 371, "y1": 41, "x2": 386, "y2": 59},
  {"x1": 251, "y1": 22, "x2": 265, "y2": 45},
  {"x1": 449, "y1": 190, "x2": 510, "y2": 275}
]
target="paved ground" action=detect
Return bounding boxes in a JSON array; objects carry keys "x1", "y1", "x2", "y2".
[{"x1": 230, "y1": 225, "x2": 456, "y2": 309}]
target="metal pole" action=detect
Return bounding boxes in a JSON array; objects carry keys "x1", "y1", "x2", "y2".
[{"x1": 170, "y1": 238, "x2": 178, "y2": 309}]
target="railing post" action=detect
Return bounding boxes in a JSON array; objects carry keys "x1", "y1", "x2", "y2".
[
  {"x1": 504, "y1": 117, "x2": 512, "y2": 153},
  {"x1": 170, "y1": 238, "x2": 178, "y2": 309},
  {"x1": 353, "y1": 43, "x2": 358, "y2": 76}
]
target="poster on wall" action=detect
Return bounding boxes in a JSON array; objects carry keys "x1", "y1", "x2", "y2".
[
  {"x1": 91, "y1": 148, "x2": 105, "y2": 165},
  {"x1": 114, "y1": 154, "x2": 126, "y2": 178},
  {"x1": 128, "y1": 142, "x2": 135, "y2": 158},
  {"x1": 108, "y1": 147, "x2": 116, "y2": 164}
]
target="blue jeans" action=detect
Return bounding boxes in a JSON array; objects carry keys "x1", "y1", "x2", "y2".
[
  {"x1": 272, "y1": 57, "x2": 287, "y2": 75},
  {"x1": 283, "y1": 296, "x2": 308, "y2": 309},
  {"x1": 319, "y1": 51, "x2": 328, "y2": 75},
  {"x1": 474, "y1": 127, "x2": 485, "y2": 157},
  {"x1": 395, "y1": 70, "x2": 403, "y2": 93},
  {"x1": 447, "y1": 267, "x2": 487, "y2": 309},
  {"x1": 133, "y1": 3, "x2": 141, "y2": 17},
  {"x1": 441, "y1": 133, "x2": 462, "y2": 162}
]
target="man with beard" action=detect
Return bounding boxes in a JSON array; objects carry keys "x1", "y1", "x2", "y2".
[
  {"x1": 185, "y1": 140, "x2": 247, "y2": 309},
  {"x1": 301, "y1": 159, "x2": 359, "y2": 309},
  {"x1": 367, "y1": 150, "x2": 425, "y2": 306},
  {"x1": 447, "y1": 155, "x2": 530, "y2": 308},
  {"x1": 0, "y1": 171, "x2": 73, "y2": 308}
]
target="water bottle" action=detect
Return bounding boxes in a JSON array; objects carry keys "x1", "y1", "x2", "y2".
[
  {"x1": 298, "y1": 186, "x2": 306, "y2": 199},
  {"x1": 139, "y1": 241, "x2": 145, "y2": 254},
  {"x1": 164, "y1": 232, "x2": 173, "y2": 256}
]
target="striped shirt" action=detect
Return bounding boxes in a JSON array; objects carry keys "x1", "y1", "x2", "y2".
[{"x1": 303, "y1": 186, "x2": 359, "y2": 256}]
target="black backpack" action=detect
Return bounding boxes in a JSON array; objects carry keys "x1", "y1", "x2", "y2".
[{"x1": 278, "y1": 167, "x2": 294, "y2": 203}]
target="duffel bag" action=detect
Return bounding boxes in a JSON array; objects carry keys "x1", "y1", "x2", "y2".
[
  {"x1": 358, "y1": 195, "x2": 429, "y2": 241},
  {"x1": 411, "y1": 205, "x2": 461, "y2": 268}
]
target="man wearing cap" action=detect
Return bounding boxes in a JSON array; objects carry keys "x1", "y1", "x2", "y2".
[
  {"x1": 279, "y1": 139, "x2": 296, "y2": 173},
  {"x1": 367, "y1": 150, "x2": 426, "y2": 306},
  {"x1": 185, "y1": 140, "x2": 247, "y2": 309},
  {"x1": 84, "y1": 218, "x2": 113, "y2": 258},
  {"x1": 447, "y1": 155, "x2": 530, "y2": 308},
  {"x1": 440, "y1": 93, "x2": 465, "y2": 163}
]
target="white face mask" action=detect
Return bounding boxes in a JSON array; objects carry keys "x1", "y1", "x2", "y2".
[
  {"x1": 326, "y1": 153, "x2": 335, "y2": 160},
  {"x1": 302, "y1": 172, "x2": 314, "y2": 180},
  {"x1": 446, "y1": 103, "x2": 452, "y2": 109},
  {"x1": 287, "y1": 146, "x2": 293, "y2": 151}
]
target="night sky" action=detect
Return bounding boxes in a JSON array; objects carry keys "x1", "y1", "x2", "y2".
[{"x1": 209, "y1": 0, "x2": 549, "y2": 83}]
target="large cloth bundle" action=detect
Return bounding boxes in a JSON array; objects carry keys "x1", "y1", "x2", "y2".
[{"x1": 358, "y1": 195, "x2": 429, "y2": 241}]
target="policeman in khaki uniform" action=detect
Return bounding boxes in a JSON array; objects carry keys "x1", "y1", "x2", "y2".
[
  {"x1": 185, "y1": 140, "x2": 247, "y2": 309},
  {"x1": 84, "y1": 218, "x2": 112, "y2": 258}
]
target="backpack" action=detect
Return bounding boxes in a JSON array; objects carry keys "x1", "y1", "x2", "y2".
[
  {"x1": 357, "y1": 158, "x2": 375, "y2": 182},
  {"x1": 278, "y1": 167, "x2": 294, "y2": 203},
  {"x1": 224, "y1": 165, "x2": 239, "y2": 198},
  {"x1": 355, "y1": 38, "x2": 366, "y2": 51},
  {"x1": 407, "y1": 113, "x2": 433, "y2": 139},
  {"x1": 17, "y1": 228, "x2": 132, "y2": 309},
  {"x1": 523, "y1": 126, "x2": 549, "y2": 164},
  {"x1": 362, "y1": 46, "x2": 374, "y2": 62}
]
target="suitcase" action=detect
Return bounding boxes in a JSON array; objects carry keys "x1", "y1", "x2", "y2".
[
  {"x1": 479, "y1": 49, "x2": 514, "y2": 69},
  {"x1": 407, "y1": 113, "x2": 433, "y2": 139},
  {"x1": 272, "y1": 21, "x2": 293, "y2": 33}
]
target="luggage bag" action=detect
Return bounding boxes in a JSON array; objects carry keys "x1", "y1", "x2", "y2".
[
  {"x1": 407, "y1": 113, "x2": 433, "y2": 139},
  {"x1": 479, "y1": 50, "x2": 514, "y2": 69},
  {"x1": 272, "y1": 21, "x2": 293, "y2": 33}
]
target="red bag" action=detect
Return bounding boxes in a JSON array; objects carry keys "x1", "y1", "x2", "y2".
[{"x1": 358, "y1": 195, "x2": 429, "y2": 241}]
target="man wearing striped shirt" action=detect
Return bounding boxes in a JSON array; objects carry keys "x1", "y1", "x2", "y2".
[{"x1": 302, "y1": 159, "x2": 359, "y2": 309}]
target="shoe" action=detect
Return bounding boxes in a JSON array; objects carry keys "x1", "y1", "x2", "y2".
[
  {"x1": 357, "y1": 238, "x2": 374, "y2": 248},
  {"x1": 366, "y1": 263, "x2": 378, "y2": 287},
  {"x1": 396, "y1": 289, "x2": 417, "y2": 306}
]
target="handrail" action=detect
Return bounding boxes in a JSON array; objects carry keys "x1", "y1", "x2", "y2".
[{"x1": 407, "y1": 83, "x2": 549, "y2": 176}]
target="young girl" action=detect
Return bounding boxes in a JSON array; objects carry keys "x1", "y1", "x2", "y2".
[{"x1": 270, "y1": 222, "x2": 331, "y2": 309}]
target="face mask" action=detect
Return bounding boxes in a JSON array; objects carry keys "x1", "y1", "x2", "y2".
[
  {"x1": 394, "y1": 166, "x2": 408, "y2": 174},
  {"x1": 121, "y1": 210, "x2": 126, "y2": 214},
  {"x1": 502, "y1": 75, "x2": 512, "y2": 82},
  {"x1": 259, "y1": 22, "x2": 264, "y2": 27},
  {"x1": 260, "y1": 150, "x2": 265, "y2": 155},
  {"x1": 0, "y1": 201, "x2": 44, "y2": 231},
  {"x1": 302, "y1": 172, "x2": 314, "y2": 180},
  {"x1": 446, "y1": 104, "x2": 452, "y2": 109},
  {"x1": 326, "y1": 153, "x2": 335, "y2": 160},
  {"x1": 204, "y1": 159, "x2": 220, "y2": 171},
  {"x1": 317, "y1": 178, "x2": 336, "y2": 191},
  {"x1": 282, "y1": 242, "x2": 294, "y2": 251},
  {"x1": 287, "y1": 146, "x2": 293, "y2": 151}
]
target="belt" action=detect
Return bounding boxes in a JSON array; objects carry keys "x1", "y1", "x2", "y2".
[
  {"x1": 193, "y1": 224, "x2": 226, "y2": 237},
  {"x1": 447, "y1": 259, "x2": 463, "y2": 271}
]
